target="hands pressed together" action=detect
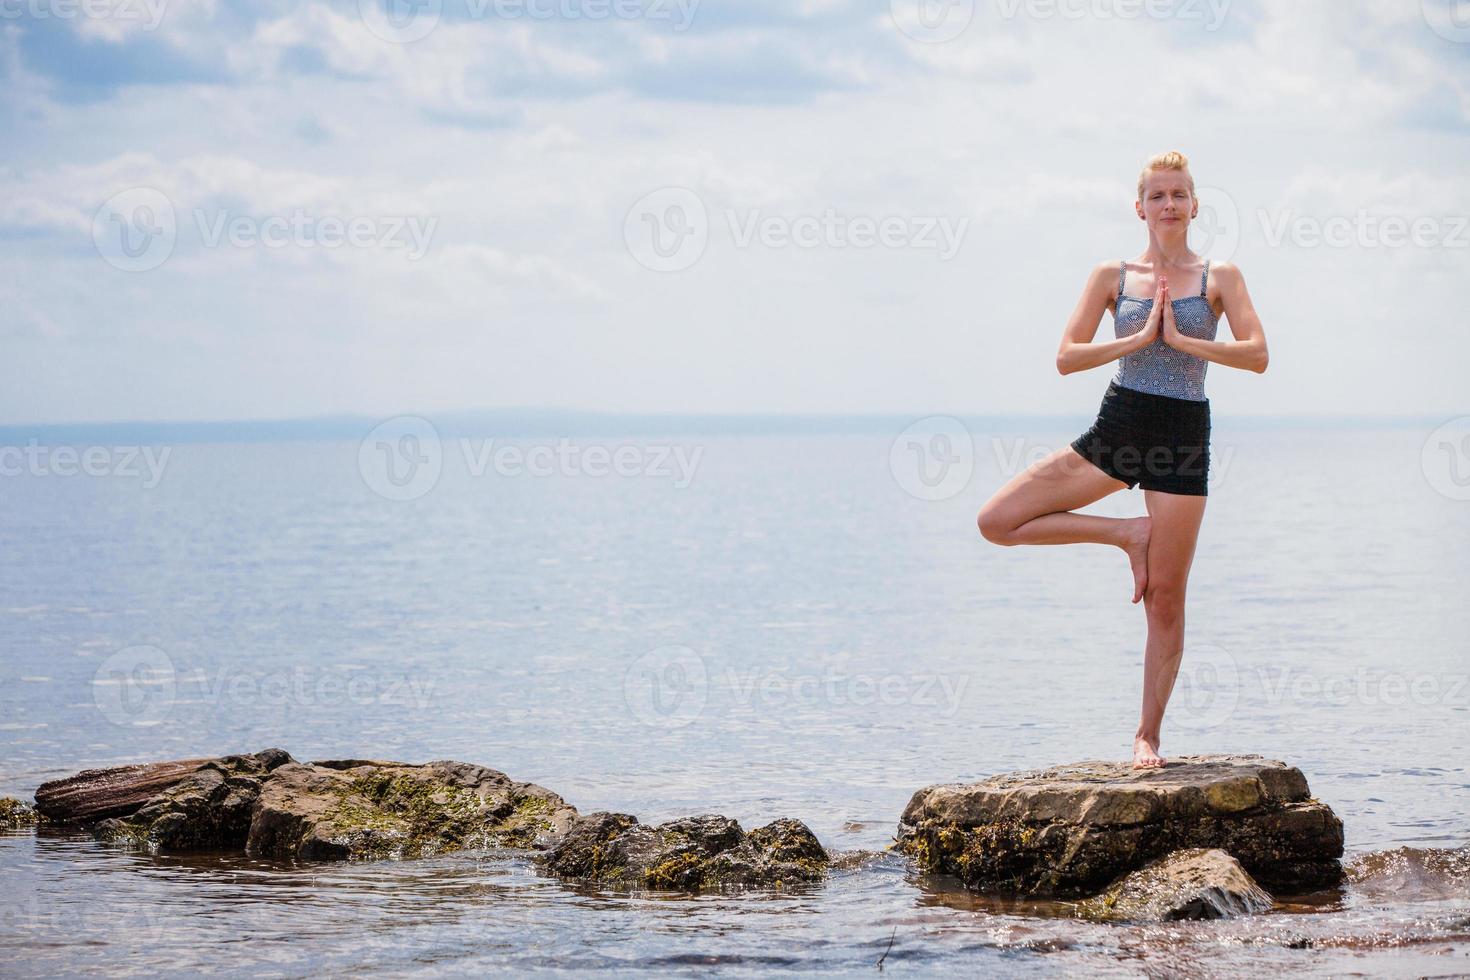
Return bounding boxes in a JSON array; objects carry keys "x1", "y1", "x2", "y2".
[{"x1": 1134, "y1": 275, "x2": 1187, "y2": 352}]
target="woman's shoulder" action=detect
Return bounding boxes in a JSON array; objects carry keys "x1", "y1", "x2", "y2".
[{"x1": 1206, "y1": 259, "x2": 1244, "y2": 289}]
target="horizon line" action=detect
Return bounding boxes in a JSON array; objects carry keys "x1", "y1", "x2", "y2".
[{"x1": 0, "y1": 407, "x2": 1460, "y2": 445}]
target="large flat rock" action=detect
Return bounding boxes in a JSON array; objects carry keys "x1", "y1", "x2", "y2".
[{"x1": 894, "y1": 754, "x2": 1344, "y2": 898}]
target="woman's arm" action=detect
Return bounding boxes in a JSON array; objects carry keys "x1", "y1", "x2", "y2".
[
  {"x1": 1056, "y1": 262, "x2": 1158, "y2": 375},
  {"x1": 1163, "y1": 262, "x2": 1269, "y2": 373}
]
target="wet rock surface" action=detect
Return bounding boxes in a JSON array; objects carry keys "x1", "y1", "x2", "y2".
[
  {"x1": 31, "y1": 750, "x2": 577, "y2": 862},
  {"x1": 541, "y1": 811, "x2": 831, "y2": 890},
  {"x1": 246, "y1": 759, "x2": 579, "y2": 860},
  {"x1": 894, "y1": 754, "x2": 1344, "y2": 898},
  {"x1": 1075, "y1": 847, "x2": 1275, "y2": 922},
  {"x1": 1, "y1": 797, "x2": 39, "y2": 827}
]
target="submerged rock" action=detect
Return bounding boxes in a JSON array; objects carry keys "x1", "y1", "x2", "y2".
[
  {"x1": 1075, "y1": 847, "x2": 1275, "y2": 922},
  {"x1": 894, "y1": 754, "x2": 1344, "y2": 898},
  {"x1": 246, "y1": 760, "x2": 579, "y2": 860},
  {"x1": 32, "y1": 750, "x2": 578, "y2": 862},
  {"x1": 541, "y1": 811, "x2": 830, "y2": 890},
  {"x1": 1, "y1": 797, "x2": 38, "y2": 827}
]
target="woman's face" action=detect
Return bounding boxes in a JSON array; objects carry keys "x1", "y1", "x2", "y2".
[{"x1": 1138, "y1": 170, "x2": 1196, "y2": 233}]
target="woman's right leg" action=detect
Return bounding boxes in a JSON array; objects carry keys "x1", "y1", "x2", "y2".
[{"x1": 976, "y1": 446, "x2": 1152, "y2": 603}]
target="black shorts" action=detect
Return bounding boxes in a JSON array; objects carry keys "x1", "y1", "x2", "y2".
[{"x1": 1069, "y1": 380, "x2": 1211, "y2": 496}]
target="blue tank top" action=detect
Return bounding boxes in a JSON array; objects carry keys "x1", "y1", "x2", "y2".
[{"x1": 1113, "y1": 259, "x2": 1218, "y2": 401}]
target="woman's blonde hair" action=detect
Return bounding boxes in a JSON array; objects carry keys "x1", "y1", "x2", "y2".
[{"x1": 1137, "y1": 150, "x2": 1195, "y2": 201}]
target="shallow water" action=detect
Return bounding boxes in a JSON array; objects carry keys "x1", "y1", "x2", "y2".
[{"x1": 2, "y1": 422, "x2": 1468, "y2": 975}]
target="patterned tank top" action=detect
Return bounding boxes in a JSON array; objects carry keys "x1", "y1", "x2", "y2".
[{"x1": 1113, "y1": 258, "x2": 1218, "y2": 401}]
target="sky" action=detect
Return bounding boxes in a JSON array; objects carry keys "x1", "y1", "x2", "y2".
[{"x1": 1, "y1": 0, "x2": 1467, "y2": 424}]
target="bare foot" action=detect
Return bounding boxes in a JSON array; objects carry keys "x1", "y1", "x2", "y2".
[
  {"x1": 1120, "y1": 516, "x2": 1152, "y2": 604},
  {"x1": 1133, "y1": 735, "x2": 1166, "y2": 769}
]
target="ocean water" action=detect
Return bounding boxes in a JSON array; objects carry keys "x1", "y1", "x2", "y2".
[{"x1": 1, "y1": 420, "x2": 1468, "y2": 976}]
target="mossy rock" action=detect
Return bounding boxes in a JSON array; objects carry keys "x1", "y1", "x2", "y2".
[
  {"x1": 1, "y1": 797, "x2": 39, "y2": 827},
  {"x1": 894, "y1": 754, "x2": 1344, "y2": 898},
  {"x1": 541, "y1": 811, "x2": 831, "y2": 891},
  {"x1": 245, "y1": 760, "x2": 580, "y2": 861}
]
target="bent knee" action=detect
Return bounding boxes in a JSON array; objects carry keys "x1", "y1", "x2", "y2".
[{"x1": 976, "y1": 505, "x2": 1016, "y2": 545}]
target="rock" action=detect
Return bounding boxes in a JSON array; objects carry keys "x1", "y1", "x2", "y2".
[
  {"x1": 894, "y1": 754, "x2": 1344, "y2": 898},
  {"x1": 540, "y1": 811, "x2": 830, "y2": 890},
  {"x1": 93, "y1": 749, "x2": 296, "y2": 850},
  {"x1": 1075, "y1": 848, "x2": 1275, "y2": 922},
  {"x1": 1, "y1": 797, "x2": 38, "y2": 827},
  {"x1": 245, "y1": 760, "x2": 579, "y2": 861},
  {"x1": 34, "y1": 756, "x2": 221, "y2": 824},
  {"x1": 31, "y1": 750, "x2": 578, "y2": 862}
]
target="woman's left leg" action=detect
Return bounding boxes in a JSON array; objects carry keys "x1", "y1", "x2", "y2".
[{"x1": 1133, "y1": 489, "x2": 1208, "y2": 769}]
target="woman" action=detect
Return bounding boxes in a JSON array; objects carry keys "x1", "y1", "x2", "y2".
[{"x1": 975, "y1": 151, "x2": 1269, "y2": 770}]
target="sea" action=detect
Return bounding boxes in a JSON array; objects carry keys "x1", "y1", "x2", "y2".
[{"x1": 1, "y1": 414, "x2": 1467, "y2": 977}]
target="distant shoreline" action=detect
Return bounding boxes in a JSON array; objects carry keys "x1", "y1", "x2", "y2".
[{"x1": 0, "y1": 410, "x2": 1456, "y2": 446}]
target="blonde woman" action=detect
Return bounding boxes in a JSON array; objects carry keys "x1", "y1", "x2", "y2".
[{"x1": 976, "y1": 151, "x2": 1269, "y2": 770}]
